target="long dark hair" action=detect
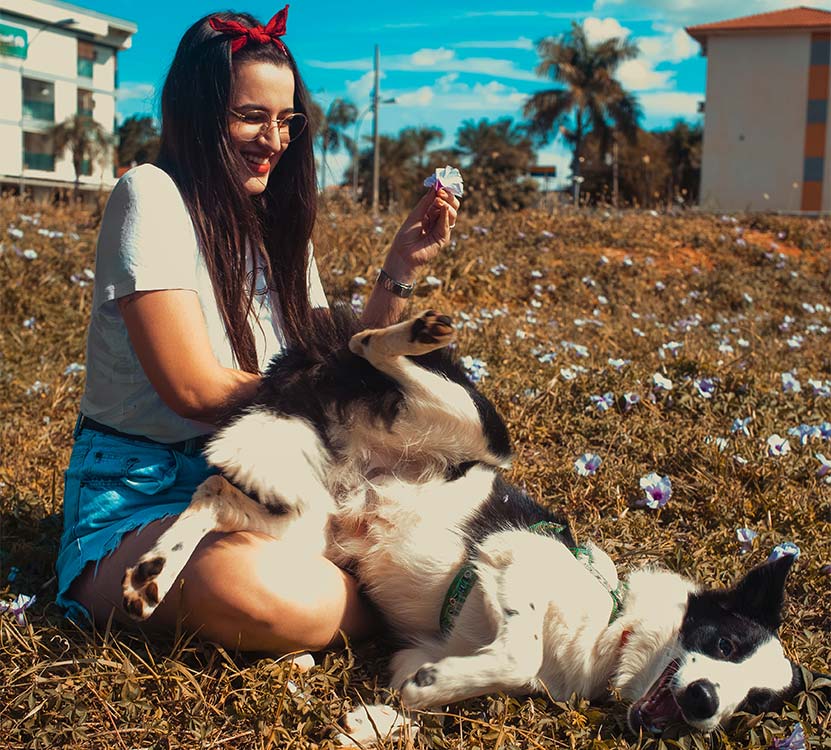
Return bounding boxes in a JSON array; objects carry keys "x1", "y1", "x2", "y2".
[{"x1": 156, "y1": 11, "x2": 317, "y2": 373}]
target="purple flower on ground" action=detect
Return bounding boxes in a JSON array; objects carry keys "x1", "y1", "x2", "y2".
[
  {"x1": 768, "y1": 542, "x2": 800, "y2": 563},
  {"x1": 0, "y1": 593, "x2": 36, "y2": 627},
  {"x1": 695, "y1": 377, "x2": 717, "y2": 399},
  {"x1": 815, "y1": 453, "x2": 831, "y2": 483},
  {"x1": 622, "y1": 393, "x2": 640, "y2": 411},
  {"x1": 575, "y1": 453, "x2": 602, "y2": 476},
  {"x1": 766, "y1": 434, "x2": 791, "y2": 457},
  {"x1": 821, "y1": 422, "x2": 831, "y2": 440},
  {"x1": 639, "y1": 473, "x2": 672, "y2": 509},
  {"x1": 771, "y1": 722, "x2": 804, "y2": 750},
  {"x1": 732, "y1": 417, "x2": 752, "y2": 436},
  {"x1": 788, "y1": 424, "x2": 821, "y2": 445},
  {"x1": 652, "y1": 373, "x2": 673, "y2": 391},
  {"x1": 589, "y1": 392, "x2": 615, "y2": 413},
  {"x1": 608, "y1": 357, "x2": 630, "y2": 371},
  {"x1": 781, "y1": 372, "x2": 801, "y2": 393},
  {"x1": 350, "y1": 293, "x2": 364, "y2": 315},
  {"x1": 736, "y1": 527, "x2": 757, "y2": 554},
  {"x1": 460, "y1": 356, "x2": 489, "y2": 383}
]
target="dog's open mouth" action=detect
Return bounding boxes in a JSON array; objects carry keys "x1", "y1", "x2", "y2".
[{"x1": 628, "y1": 659, "x2": 682, "y2": 734}]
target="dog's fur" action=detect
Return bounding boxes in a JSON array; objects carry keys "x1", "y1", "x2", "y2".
[{"x1": 122, "y1": 307, "x2": 823, "y2": 734}]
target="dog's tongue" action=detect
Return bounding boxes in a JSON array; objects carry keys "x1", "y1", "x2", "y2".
[{"x1": 629, "y1": 660, "x2": 682, "y2": 733}]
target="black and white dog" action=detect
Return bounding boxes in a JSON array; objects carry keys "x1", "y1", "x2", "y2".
[{"x1": 122, "y1": 307, "x2": 825, "y2": 735}]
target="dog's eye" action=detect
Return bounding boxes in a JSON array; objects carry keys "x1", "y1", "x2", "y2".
[{"x1": 717, "y1": 637, "x2": 734, "y2": 657}]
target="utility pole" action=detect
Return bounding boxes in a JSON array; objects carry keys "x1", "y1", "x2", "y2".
[
  {"x1": 612, "y1": 141, "x2": 619, "y2": 209},
  {"x1": 371, "y1": 44, "x2": 380, "y2": 217}
]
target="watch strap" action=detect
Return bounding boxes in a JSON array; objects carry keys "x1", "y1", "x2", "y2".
[{"x1": 378, "y1": 268, "x2": 415, "y2": 298}]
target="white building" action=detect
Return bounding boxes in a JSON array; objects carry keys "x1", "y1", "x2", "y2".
[
  {"x1": 0, "y1": 0, "x2": 136, "y2": 201},
  {"x1": 687, "y1": 7, "x2": 831, "y2": 214}
]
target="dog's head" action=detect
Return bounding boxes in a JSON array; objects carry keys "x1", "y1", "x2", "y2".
[{"x1": 628, "y1": 555, "x2": 825, "y2": 734}]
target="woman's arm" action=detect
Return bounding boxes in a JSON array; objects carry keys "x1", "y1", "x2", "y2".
[
  {"x1": 119, "y1": 289, "x2": 261, "y2": 424},
  {"x1": 361, "y1": 187, "x2": 460, "y2": 329}
]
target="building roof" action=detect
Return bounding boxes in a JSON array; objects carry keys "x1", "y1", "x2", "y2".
[{"x1": 687, "y1": 6, "x2": 831, "y2": 42}]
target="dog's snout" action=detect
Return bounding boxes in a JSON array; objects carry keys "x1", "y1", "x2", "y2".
[{"x1": 679, "y1": 679, "x2": 719, "y2": 720}]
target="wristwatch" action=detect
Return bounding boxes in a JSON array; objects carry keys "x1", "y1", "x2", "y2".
[{"x1": 378, "y1": 268, "x2": 415, "y2": 298}]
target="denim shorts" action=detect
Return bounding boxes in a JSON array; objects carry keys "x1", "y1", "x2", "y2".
[{"x1": 56, "y1": 420, "x2": 217, "y2": 623}]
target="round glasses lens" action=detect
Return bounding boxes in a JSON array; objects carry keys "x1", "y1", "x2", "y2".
[{"x1": 287, "y1": 114, "x2": 307, "y2": 142}]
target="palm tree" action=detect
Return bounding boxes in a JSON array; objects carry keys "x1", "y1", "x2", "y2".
[
  {"x1": 524, "y1": 22, "x2": 641, "y2": 195},
  {"x1": 398, "y1": 126, "x2": 444, "y2": 171},
  {"x1": 51, "y1": 114, "x2": 111, "y2": 198},
  {"x1": 455, "y1": 118, "x2": 537, "y2": 212},
  {"x1": 314, "y1": 98, "x2": 358, "y2": 192}
]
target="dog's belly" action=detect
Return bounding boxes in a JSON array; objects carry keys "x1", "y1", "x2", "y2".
[{"x1": 332, "y1": 467, "x2": 500, "y2": 636}]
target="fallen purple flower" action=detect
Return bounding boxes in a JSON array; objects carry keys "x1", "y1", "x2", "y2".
[
  {"x1": 0, "y1": 593, "x2": 36, "y2": 627},
  {"x1": 766, "y1": 434, "x2": 790, "y2": 457},
  {"x1": 732, "y1": 417, "x2": 752, "y2": 436},
  {"x1": 768, "y1": 542, "x2": 800, "y2": 563},
  {"x1": 575, "y1": 453, "x2": 602, "y2": 476},
  {"x1": 639, "y1": 473, "x2": 672, "y2": 509},
  {"x1": 736, "y1": 527, "x2": 757, "y2": 555},
  {"x1": 815, "y1": 453, "x2": 831, "y2": 483}
]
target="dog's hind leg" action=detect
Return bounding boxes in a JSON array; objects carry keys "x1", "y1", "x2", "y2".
[{"x1": 122, "y1": 475, "x2": 293, "y2": 620}]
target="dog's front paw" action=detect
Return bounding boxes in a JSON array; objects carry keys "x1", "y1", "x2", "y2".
[
  {"x1": 409, "y1": 310, "x2": 454, "y2": 348},
  {"x1": 122, "y1": 555, "x2": 166, "y2": 620},
  {"x1": 399, "y1": 663, "x2": 443, "y2": 708}
]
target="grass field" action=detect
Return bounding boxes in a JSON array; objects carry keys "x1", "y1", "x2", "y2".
[{"x1": 1, "y1": 195, "x2": 829, "y2": 749}]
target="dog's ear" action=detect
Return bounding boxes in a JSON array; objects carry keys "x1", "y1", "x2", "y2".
[{"x1": 729, "y1": 554, "x2": 795, "y2": 630}]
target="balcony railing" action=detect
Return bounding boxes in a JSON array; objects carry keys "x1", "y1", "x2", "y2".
[
  {"x1": 24, "y1": 152, "x2": 55, "y2": 171},
  {"x1": 22, "y1": 100, "x2": 54, "y2": 122}
]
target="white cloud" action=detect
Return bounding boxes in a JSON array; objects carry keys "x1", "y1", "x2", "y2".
[
  {"x1": 617, "y1": 59, "x2": 673, "y2": 91},
  {"x1": 637, "y1": 28, "x2": 699, "y2": 63},
  {"x1": 309, "y1": 49, "x2": 540, "y2": 82},
  {"x1": 454, "y1": 37, "x2": 535, "y2": 50},
  {"x1": 583, "y1": 17, "x2": 632, "y2": 44},
  {"x1": 395, "y1": 86, "x2": 435, "y2": 107},
  {"x1": 386, "y1": 75, "x2": 527, "y2": 113},
  {"x1": 593, "y1": 0, "x2": 790, "y2": 25},
  {"x1": 345, "y1": 71, "x2": 380, "y2": 102},
  {"x1": 411, "y1": 47, "x2": 455, "y2": 66},
  {"x1": 117, "y1": 82, "x2": 155, "y2": 102},
  {"x1": 638, "y1": 91, "x2": 702, "y2": 120}
]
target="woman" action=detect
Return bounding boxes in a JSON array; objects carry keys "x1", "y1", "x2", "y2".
[{"x1": 56, "y1": 7, "x2": 459, "y2": 653}]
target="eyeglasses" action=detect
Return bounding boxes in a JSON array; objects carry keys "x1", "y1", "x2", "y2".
[{"x1": 228, "y1": 109, "x2": 308, "y2": 143}]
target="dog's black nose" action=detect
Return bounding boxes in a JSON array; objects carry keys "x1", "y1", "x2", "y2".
[{"x1": 679, "y1": 679, "x2": 719, "y2": 720}]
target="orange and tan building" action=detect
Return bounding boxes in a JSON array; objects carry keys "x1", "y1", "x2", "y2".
[{"x1": 687, "y1": 7, "x2": 831, "y2": 214}]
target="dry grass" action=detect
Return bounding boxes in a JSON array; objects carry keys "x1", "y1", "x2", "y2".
[{"x1": 1, "y1": 194, "x2": 830, "y2": 749}]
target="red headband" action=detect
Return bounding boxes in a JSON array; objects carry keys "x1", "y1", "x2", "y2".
[{"x1": 208, "y1": 6, "x2": 289, "y2": 55}]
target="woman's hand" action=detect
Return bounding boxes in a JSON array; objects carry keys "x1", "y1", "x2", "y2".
[{"x1": 384, "y1": 188, "x2": 460, "y2": 279}]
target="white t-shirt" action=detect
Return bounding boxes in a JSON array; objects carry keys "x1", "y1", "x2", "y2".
[{"x1": 80, "y1": 164, "x2": 328, "y2": 443}]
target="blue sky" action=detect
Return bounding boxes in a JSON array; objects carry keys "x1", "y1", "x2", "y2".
[{"x1": 85, "y1": 0, "x2": 816, "y2": 185}]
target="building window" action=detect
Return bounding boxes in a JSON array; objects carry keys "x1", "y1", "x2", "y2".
[
  {"x1": 78, "y1": 40, "x2": 95, "y2": 78},
  {"x1": 78, "y1": 89, "x2": 94, "y2": 118},
  {"x1": 23, "y1": 132, "x2": 55, "y2": 172},
  {"x1": 22, "y1": 78, "x2": 54, "y2": 122}
]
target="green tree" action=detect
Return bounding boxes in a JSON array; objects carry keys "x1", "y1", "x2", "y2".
[
  {"x1": 314, "y1": 98, "x2": 358, "y2": 192},
  {"x1": 399, "y1": 126, "x2": 444, "y2": 171},
  {"x1": 117, "y1": 115, "x2": 159, "y2": 168},
  {"x1": 50, "y1": 114, "x2": 112, "y2": 198},
  {"x1": 455, "y1": 117, "x2": 538, "y2": 212},
  {"x1": 524, "y1": 22, "x2": 640, "y2": 195},
  {"x1": 662, "y1": 119, "x2": 702, "y2": 206}
]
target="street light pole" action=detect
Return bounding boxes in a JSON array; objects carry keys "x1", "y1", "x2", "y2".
[
  {"x1": 18, "y1": 17, "x2": 76, "y2": 194},
  {"x1": 352, "y1": 96, "x2": 395, "y2": 203},
  {"x1": 371, "y1": 44, "x2": 381, "y2": 217}
]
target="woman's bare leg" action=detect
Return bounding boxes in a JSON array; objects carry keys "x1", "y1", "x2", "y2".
[{"x1": 69, "y1": 516, "x2": 378, "y2": 652}]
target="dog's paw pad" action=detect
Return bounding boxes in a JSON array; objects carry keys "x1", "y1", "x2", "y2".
[
  {"x1": 121, "y1": 556, "x2": 167, "y2": 621},
  {"x1": 413, "y1": 665, "x2": 438, "y2": 687},
  {"x1": 410, "y1": 311, "x2": 454, "y2": 346}
]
